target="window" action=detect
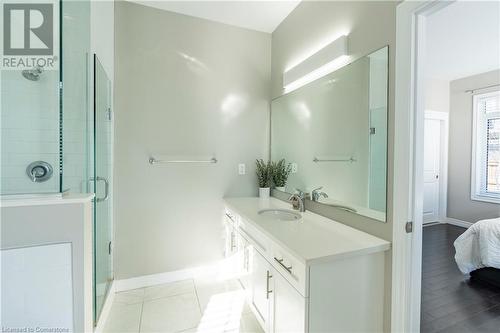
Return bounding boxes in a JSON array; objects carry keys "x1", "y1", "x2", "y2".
[{"x1": 472, "y1": 90, "x2": 500, "y2": 203}]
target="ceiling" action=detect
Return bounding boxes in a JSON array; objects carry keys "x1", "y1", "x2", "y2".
[
  {"x1": 128, "y1": 1, "x2": 301, "y2": 33},
  {"x1": 425, "y1": 1, "x2": 500, "y2": 81}
]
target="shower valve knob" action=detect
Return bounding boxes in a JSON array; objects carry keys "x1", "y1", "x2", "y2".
[{"x1": 26, "y1": 161, "x2": 53, "y2": 183}]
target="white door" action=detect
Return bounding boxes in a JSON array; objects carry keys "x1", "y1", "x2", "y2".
[
  {"x1": 251, "y1": 249, "x2": 270, "y2": 330},
  {"x1": 423, "y1": 118, "x2": 441, "y2": 223},
  {"x1": 270, "y1": 268, "x2": 306, "y2": 333}
]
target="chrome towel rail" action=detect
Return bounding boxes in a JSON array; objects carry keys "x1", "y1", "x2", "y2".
[
  {"x1": 149, "y1": 157, "x2": 218, "y2": 165},
  {"x1": 313, "y1": 156, "x2": 356, "y2": 163}
]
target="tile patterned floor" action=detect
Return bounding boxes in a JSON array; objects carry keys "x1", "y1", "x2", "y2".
[
  {"x1": 420, "y1": 224, "x2": 500, "y2": 333},
  {"x1": 103, "y1": 278, "x2": 263, "y2": 333}
]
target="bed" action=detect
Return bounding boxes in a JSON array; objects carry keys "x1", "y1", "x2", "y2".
[{"x1": 454, "y1": 217, "x2": 500, "y2": 288}]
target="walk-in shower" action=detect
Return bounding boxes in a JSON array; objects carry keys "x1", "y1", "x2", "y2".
[
  {"x1": 1, "y1": 0, "x2": 113, "y2": 326},
  {"x1": 1, "y1": 2, "x2": 90, "y2": 196}
]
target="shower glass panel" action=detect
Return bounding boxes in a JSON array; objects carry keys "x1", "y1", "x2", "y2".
[
  {"x1": 62, "y1": 0, "x2": 91, "y2": 194},
  {"x1": 93, "y1": 55, "x2": 113, "y2": 323}
]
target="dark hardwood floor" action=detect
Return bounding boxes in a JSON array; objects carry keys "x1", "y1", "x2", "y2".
[{"x1": 421, "y1": 224, "x2": 500, "y2": 333}]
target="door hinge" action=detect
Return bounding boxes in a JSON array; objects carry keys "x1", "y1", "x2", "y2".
[
  {"x1": 405, "y1": 221, "x2": 413, "y2": 233},
  {"x1": 106, "y1": 108, "x2": 112, "y2": 121},
  {"x1": 108, "y1": 241, "x2": 112, "y2": 255}
]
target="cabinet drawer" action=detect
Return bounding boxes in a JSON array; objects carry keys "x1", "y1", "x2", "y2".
[
  {"x1": 238, "y1": 218, "x2": 269, "y2": 255},
  {"x1": 270, "y1": 244, "x2": 307, "y2": 297}
]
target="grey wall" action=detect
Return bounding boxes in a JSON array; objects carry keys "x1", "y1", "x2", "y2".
[
  {"x1": 270, "y1": 2, "x2": 398, "y2": 331},
  {"x1": 425, "y1": 78, "x2": 450, "y2": 113},
  {"x1": 114, "y1": 1, "x2": 271, "y2": 279},
  {"x1": 448, "y1": 70, "x2": 500, "y2": 223}
]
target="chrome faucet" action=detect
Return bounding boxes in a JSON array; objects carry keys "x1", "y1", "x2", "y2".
[
  {"x1": 288, "y1": 189, "x2": 306, "y2": 212},
  {"x1": 312, "y1": 187, "x2": 328, "y2": 202}
]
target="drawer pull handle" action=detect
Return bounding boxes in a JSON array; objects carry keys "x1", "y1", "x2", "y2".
[
  {"x1": 225, "y1": 213, "x2": 235, "y2": 222},
  {"x1": 230, "y1": 231, "x2": 236, "y2": 250},
  {"x1": 274, "y1": 257, "x2": 293, "y2": 274},
  {"x1": 266, "y1": 270, "x2": 273, "y2": 299}
]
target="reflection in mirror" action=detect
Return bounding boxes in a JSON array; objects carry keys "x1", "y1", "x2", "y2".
[{"x1": 271, "y1": 46, "x2": 388, "y2": 222}]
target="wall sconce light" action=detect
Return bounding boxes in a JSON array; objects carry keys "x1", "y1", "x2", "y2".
[{"x1": 283, "y1": 35, "x2": 349, "y2": 93}]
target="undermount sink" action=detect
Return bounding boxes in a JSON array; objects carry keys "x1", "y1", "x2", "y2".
[{"x1": 258, "y1": 209, "x2": 302, "y2": 221}]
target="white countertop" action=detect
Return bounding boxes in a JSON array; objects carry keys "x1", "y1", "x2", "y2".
[
  {"x1": 1, "y1": 192, "x2": 95, "y2": 207},
  {"x1": 224, "y1": 197, "x2": 391, "y2": 265}
]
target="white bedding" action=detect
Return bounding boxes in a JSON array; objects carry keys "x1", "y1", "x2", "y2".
[{"x1": 454, "y1": 217, "x2": 500, "y2": 274}]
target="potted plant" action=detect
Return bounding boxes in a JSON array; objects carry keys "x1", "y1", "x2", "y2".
[
  {"x1": 256, "y1": 159, "x2": 272, "y2": 198},
  {"x1": 272, "y1": 159, "x2": 292, "y2": 192}
]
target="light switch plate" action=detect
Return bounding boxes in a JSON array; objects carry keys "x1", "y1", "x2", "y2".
[
  {"x1": 238, "y1": 163, "x2": 246, "y2": 175},
  {"x1": 291, "y1": 163, "x2": 298, "y2": 173}
]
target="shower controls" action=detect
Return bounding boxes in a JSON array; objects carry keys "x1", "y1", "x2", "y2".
[{"x1": 26, "y1": 161, "x2": 53, "y2": 182}]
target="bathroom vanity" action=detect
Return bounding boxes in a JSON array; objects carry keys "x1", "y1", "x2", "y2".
[{"x1": 223, "y1": 197, "x2": 390, "y2": 333}]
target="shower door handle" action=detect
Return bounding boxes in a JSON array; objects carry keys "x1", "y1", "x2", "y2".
[{"x1": 89, "y1": 176, "x2": 109, "y2": 202}]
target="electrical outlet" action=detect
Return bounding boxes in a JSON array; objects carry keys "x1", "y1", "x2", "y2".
[
  {"x1": 291, "y1": 163, "x2": 298, "y2": 173},
  {"x1": 238, "y1": 163, "x2": 246, "y2": 175}
]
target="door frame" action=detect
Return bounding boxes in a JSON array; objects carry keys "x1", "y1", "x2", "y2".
[
  {"x1": 392, "y1": 1, "x2": 454, "y2": 332},
  {"x1": 424, "y1": 110, "x2": 449, "y2": 223}
]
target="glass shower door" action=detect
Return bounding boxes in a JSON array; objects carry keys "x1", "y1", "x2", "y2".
[{"x1": 93, "y1": 55, "x2": 113, "y2": 323}]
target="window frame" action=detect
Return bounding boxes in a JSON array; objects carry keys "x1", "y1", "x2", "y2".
[{"x1": 471, "y1": 90, "x2": 500, "y2": 204}]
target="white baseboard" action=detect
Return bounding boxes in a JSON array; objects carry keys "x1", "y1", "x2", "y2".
[
  {"x1": 114, "y1": 264, "x2": 220, "y2": 292},
  {"x1": 445, "y1": 217, "x2": 473, "y2": 228},
  {"x1": 423, "y1": 221, "x2": 444, "y2": 227},
  {"x1": 94, "y1": 280, "x2": 115, "y2": 333}
]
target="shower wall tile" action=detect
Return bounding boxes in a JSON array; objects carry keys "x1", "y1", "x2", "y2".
[{"x1": 1, "y1": 70, "x2": 60, "y2": 195}]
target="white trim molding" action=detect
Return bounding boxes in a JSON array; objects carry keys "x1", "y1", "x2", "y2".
[
  {"x1": 393, "y1": 1, "x2": 455, "y2": 332},
  {"x1": 445, "y1": 217, "x2": 473, "y2": 229},
  {"x1": 471, "y1": 90, "x2": 500, "y2": 204}
]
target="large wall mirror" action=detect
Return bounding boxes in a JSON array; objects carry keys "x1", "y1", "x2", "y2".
[{"x1": 271, "y1": 46, "x2": 389, "y2": 222}]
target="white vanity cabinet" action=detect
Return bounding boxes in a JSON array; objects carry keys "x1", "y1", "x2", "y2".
[
  {"x1": 251, "y1": 249, "x2": 272, "y2": 328},
  {"x1": 270, "y1": 266, "x2": 306, "y2": 333},
  {"x1": 246, "y1": 246, "x2": 305, "y2": 333},
  {"x1": 223, "y1": 197, "x2": 390, "y2": 333}
]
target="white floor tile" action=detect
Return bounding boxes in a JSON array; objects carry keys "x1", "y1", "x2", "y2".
[
  {"x1": 195, "y1": 279, "x2": 251, "y2": 315},
  {"x1": 104, "y1": 279, "x2": 262, "y2": 333},
  {"x1": 140, "y1": 292, "x2": 201, "y2": 333},
  {"x1": 196, "y1": 290, "x2": 246, "y2": 333},
  {"x1": 114, "y1": 288, "x2": 145, "y2": 305},
  {"x1": 103, "y1": 302, "x2": 142, "y2": 333},
  {"x1": 144, "y1": 279, "x2": 195, "y2": 301}
]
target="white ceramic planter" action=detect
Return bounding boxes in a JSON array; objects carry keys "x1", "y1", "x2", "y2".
[
  {"x1": 275, "y1": 186, "x2": 286, "y2": 192},
  {"x1": 259, "y1": 187, "x2": 270, "y2": 198}
]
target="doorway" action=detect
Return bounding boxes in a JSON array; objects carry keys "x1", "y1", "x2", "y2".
[{"x1": 393, "y1": 1, "x2": 500, "y2": 332}]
